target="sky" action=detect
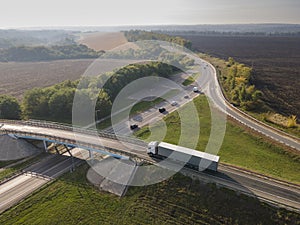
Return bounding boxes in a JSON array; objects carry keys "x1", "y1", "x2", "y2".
[{"x1": 1, "y1": 0, "x2": 300, "y2": 28}]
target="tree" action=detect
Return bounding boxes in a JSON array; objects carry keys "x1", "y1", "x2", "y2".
[
  {"x1": 0, "y1": 95, "x2": 21, "y2": 119},
  {"x1": 48, "y1": 88, "x2": 75, "y2": 120},
  {"x1": 22, "y1": 88, "x2": 50, "y2": 118},
  {"x1": 95, "y1": 89, "x2": 112, "y2": 119}
]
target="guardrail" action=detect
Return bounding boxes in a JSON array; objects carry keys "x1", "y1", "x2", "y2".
[
  {"x1": 23, "y1": 171, "x2": 53, "y2": 181},
  {"x1": 227, "y1": 103, "x2": 300, "y2": 142}
]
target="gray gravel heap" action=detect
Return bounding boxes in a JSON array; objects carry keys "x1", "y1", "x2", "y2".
[{"x1": 0, "y1": 135, "x2": 41, "y2": 161}]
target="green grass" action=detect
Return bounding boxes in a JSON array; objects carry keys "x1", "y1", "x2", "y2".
[
  {"x1": 247, "y1": 110, "x2": 300, "y2": 138},
  {"x1": 96, "y1": 98, "x2": 164, "y2": 130},
  {"x1": 97, "y1": 89, "x2": 180, "y2": 130},
  {"x1": 0, "y1": 163, "x2": 298, "y2": 225},
  {"x1": 135, "y1": 95, "x2": 300, "y2": 184},
  {"x1": 129, "y1": 89, "x2": 180, "y2": 116},
  {"x1": 182, "y1": 73, "x2": 200, "y2": 86},
  {"x1": 0, "y1": 159, "x2": 20, "y2": 168},
  {"x1": 96, "y1": 117, "x2": 112, "y2": 130},
  {"x1": 0, "y1": 153, "x2": 47, "y2": 181},
  {"x1": 130, "y1": 98, "x2": 164, "y2": 114}
]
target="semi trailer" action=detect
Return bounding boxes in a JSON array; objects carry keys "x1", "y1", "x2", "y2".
[{"x1": 147, "y1": 141, "x2": 219, "y2": 172}]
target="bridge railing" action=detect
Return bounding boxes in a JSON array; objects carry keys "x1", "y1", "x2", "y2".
[
  {"x1": 0, "y1": 119, "x2": 147, "y2": 147},
  {"x1": 1, "y1": 128, "x2": 149, "y2": 162}
]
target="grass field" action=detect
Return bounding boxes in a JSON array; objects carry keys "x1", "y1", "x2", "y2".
[
  {"x1": 182, "y1": 73, "x2": 200, "y2": 86},
  {"x1": 0, "y1": 163, "x2": 298, "y2": 225},
  {"x1": 135, "y1": 95, "x2": 300, "y2": 184}
]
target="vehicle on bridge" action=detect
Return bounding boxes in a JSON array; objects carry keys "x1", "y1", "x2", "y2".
[{"x1": 147, "y1": 141, "x2": 219, "y2": 171}]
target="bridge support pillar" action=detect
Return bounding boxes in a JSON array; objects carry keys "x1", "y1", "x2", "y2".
[
  {"x1": 54, "y1": 146, "x2": 60, "y2": 154},
  {"x1": 89, "y1": 150, "x2": 93, "y2": 159},
  {"x1": 43, "y1": 140, "x2": 48, "y2": 152},
  {"x1": 64, "y1": 145, "x2": 75, "y2": 172}
]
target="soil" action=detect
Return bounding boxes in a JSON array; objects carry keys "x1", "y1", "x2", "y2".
[
  {"x1": 181, "y1": 35, "x2": 300, "y2": 118},
  {"x1": 77, "y1": 32, "x2": 128, "y2": 51},
  {"x1": 0, "y1": 59, "x2": 93, "y2": 100}
]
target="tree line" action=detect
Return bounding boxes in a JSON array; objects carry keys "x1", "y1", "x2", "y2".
[
  {"x1": 123, "y1": 30, "x2": 192, "y2": 49},
  {"x1": 0, "y1": 44, "x2": 103, "y2": 62},
  {"x1": 101, "y1": 40, "x2": 194, "y2": 70},
  {"x1": 0, "y1": 62, "x2": 179, "y2": 123},
  {"x1": 221, "y1": 57, "x2": 263, "y2": 111}
]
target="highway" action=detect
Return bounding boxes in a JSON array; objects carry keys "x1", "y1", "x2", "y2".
[
  {"x1": 179, "y1": 165, "x2": 300, "y2": 211},
  {"x1": 0, "y1": 153, "x2": 83, "y2": 213},
  {"x1": 98, "y1": 57, "x2": 299, "y2": 152},
  {"x1": 1, "y1": 121, "x2": 300, "y2": 212},
  {"x1": 0, "y1": 56, "x2": 299, "y2": 212}
]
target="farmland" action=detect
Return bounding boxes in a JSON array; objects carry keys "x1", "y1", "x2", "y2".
[
  {"x1": 0, "y1": 59, "x2": 93, "y2": 100},
  {"x1": 180, "y1": 35, "x2": 300, "y2": 119},
  {"x1": 77, "y1": 32, "x2": 129, "y2": 51}
]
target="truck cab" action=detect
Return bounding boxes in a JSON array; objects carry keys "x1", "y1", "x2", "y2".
[{"x1": 147, "y1": 141, "x2": 158, "y2": 156}]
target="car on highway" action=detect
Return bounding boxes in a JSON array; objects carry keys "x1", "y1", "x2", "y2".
[
  {"x1": 193, "y1": 87, "x2": 199, "y2": 92},
  {"x1": 130, "y1": 124, "x2": 138, "y2": 130},
  {"x1": 171, "y1": 101, "x2": 177, "y2": 106},
  {"x1": 158, "y1": 107, "x2": 166, "y2": 113}
]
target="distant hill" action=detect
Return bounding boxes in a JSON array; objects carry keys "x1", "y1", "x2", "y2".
[
  {"x1": 0, "y1": 44, "x2": 103, "y2": 62},
  {"x1": 38, "y1": 24, "x2": 300, "y2": 35},
  {"x1": 0, "y1": 29, "x2": 76, "y2": 49}
]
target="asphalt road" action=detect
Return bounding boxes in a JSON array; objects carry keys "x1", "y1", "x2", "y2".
[
  {"x1": 0, "y1": 154, "x2": 82, "y2": 213},
  {"x1": 217, "y1": 165, "x2": 300, "y2": 210},
  {"x1": 99, "y1": 57, "x2": 299, "y2": 151},
  {"x1": 0, "y1": 55, "x2": 299, "y2": 211},
  {"x1": 1, "y1": 123, "x2": 299, "y2": 211},
  {"x1": 203, "y1": 63, "x2": 300, "y2": 151}
]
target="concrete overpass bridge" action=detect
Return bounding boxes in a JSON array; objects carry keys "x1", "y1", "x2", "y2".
[{"x1": 0, "y1": 119, "x2": 149, "y2": 163}]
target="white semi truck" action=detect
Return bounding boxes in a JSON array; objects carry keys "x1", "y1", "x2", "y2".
[{"x1": 147, "y1": 141, "x2": 219, "y2": 172}]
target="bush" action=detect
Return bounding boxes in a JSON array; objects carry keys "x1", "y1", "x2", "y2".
[
  {"x1": 0, "y1": 95, "x2": 21, "y2": 119},
  {"x1": 287, "y1": 115, "x2": 297, "y2": 128}
]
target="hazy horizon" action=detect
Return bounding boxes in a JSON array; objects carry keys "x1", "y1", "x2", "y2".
[{"x1": 1, "y1": 0, "x2": 299, "y2": 28}]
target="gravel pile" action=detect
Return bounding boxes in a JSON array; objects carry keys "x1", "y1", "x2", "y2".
[{"x1": 0, "y1": 135, "x2": 41, "y2": 161}]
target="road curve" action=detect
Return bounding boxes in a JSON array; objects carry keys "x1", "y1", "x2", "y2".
[{"x1": 202, "y1": 61, "x2": 300, "y2": 151}]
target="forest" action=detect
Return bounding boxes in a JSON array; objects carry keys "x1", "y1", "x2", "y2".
[{"x1": 0, "y1": 62, "x2": 179, "y2": 123}]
